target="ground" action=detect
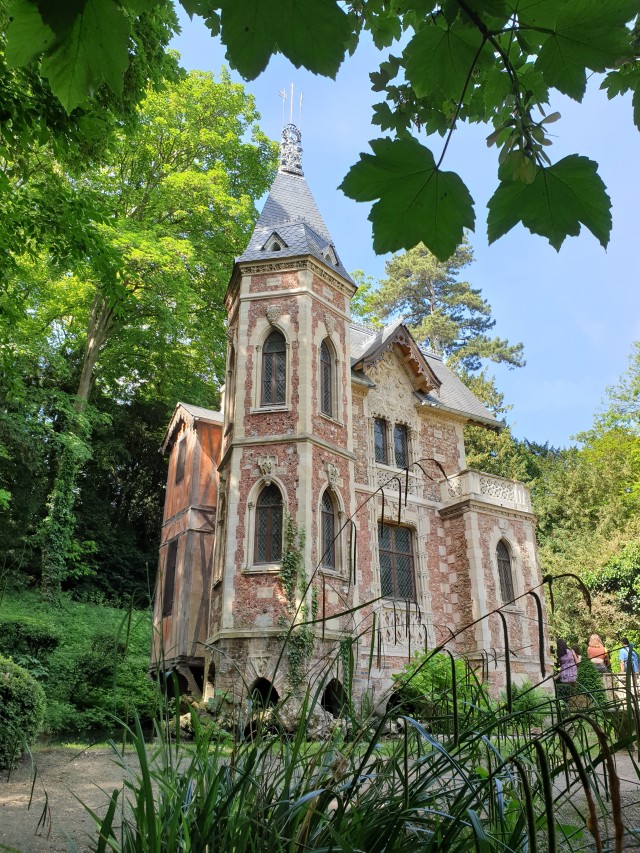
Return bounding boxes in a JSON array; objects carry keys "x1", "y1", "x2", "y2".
[
  {"x1": 0, "y1": 746, "x2": 137, "y2": 853},
  {"x1": 1, "y1": 742, "x2": 640, "y2": 851}
]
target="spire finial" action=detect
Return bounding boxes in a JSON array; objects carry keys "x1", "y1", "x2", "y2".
[{"x1": 280, "y1": 123, "x2": 303, "y2": 176}]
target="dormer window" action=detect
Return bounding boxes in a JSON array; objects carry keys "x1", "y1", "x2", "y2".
[
  {"x1": 322, "y1": 245, "x2": 338, "y2": 266},
  {"x1": 263, "y1": 232, "x2": 287, "y2": 253}
]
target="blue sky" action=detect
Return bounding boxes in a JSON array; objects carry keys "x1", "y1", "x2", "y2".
[{"x1": 172, "y1": 13, "x2": 639, "y2": 449}]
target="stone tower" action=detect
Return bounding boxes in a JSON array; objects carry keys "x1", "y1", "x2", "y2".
[{"x1": 207, "y1": 125, "x2": 358, "y2": 707}]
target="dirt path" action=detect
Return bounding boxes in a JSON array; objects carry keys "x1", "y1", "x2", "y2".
[{"x1": 0, "y1": 747, "x2": 136, "y2": 853}]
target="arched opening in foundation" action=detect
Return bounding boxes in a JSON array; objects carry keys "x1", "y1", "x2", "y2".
[
  {"x1": 250, "y1": 677, "x2": 279, "y2": 708},
  {"x1": 321, "y1": 678, "x2": 347, "y2": 718}
]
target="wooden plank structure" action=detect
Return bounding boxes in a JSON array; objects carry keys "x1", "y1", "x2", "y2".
[{"x1": 150, "y1": 403, "x2": 223, "y2": 693}]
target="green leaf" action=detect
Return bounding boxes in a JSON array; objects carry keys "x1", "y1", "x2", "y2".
[
  {"x1": 6, "y1": 0, "x2": 57, "y2": 67},
  {"x1": 535, "y1": 0, "x2": 640, "y2": 101},
  {"x1": 340, "y1": 136, "x2": 475, "y2": 260},
  {"x1": 218, "y1": 0, "x2": 351, "y2": 80},
  {"x1": 40, "y1": 0, "x2": 132, "y2": 113},
  {"x1": 404, "y1": 19, "x2": 487, "y2": 100},
  {"x1": 487, "y1": 154, "x2": 612, "y2": 250}
]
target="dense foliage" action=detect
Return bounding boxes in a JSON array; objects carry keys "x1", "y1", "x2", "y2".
[
  {"x1": 0, "y1": 653, "x2": 46, "y2": 768},
  {"x1": 0, "y1": 589, "x2": 156, "y2": 734},
  {"x1": 6, "y1": 1, "x2": 640, "y2": 259}
]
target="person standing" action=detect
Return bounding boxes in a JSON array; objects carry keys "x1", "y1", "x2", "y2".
[
  {"x1": 587, "y1": 634, "x2": 610, "y2": 673},
  {"x1": 619, "y1": 637, "x2": 639, "y2": 674},
  {"x1": 557, "y1": 638, "x2": 578, "y2": 686}
]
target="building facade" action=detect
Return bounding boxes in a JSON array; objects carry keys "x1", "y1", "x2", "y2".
[{"x1": 152, "y1": 125, "x2": 547, "y2": 711}]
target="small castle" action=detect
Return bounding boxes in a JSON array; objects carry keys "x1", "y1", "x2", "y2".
[{"x1": 151, "y1": 124, "x2": 547, "y2": 714}]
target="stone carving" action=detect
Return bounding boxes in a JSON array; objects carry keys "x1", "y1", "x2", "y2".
[
  {"x1": 480, "y1": 475, "x2": 515, "y2": 501},
  {"x1": 367, "y1": 354, "x2": 418, "y2": 431},
  {"x1": 447, "y1": 476, "x2": 463, "y2": 498},
  {"x1": 250, "y1": 655, "x2": 270, "y2": 678},
  {"x1": 240, "y1": 259, "x2": 354, "y2": 297},
  {"x1": 326, "y1": 462, "x2": 339, "y2": 487},
  {"x1": 376, "y1": 468, "x2": 418, "y2": 495},
  {"x1": 280, "y1": 123, "x2": 303, "y2": 176},
  {"x1": 323, "y1": 312, "x2": 336, "y2": 335},
  {"x1": 225, "y1": 324, "x2": 236, "y2": 342},
  {"x1": 380, "y1": 605, "x2": 427, "y2": 651},
  {"x1": 265, "y1": 305, "x2": 282, "y2": 325},
  {"x1": 361, "y1": 327, "x2": 440, "y2": 392},
  {"x1": 258, "y1": 456, "x2": 274, "y2": 483}
]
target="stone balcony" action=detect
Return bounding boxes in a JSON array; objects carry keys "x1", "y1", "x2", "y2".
[{"x1": 440, "y1": 469, "x2": 532, "y2": 514}]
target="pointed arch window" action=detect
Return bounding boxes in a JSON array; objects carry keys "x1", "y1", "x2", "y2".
[
  {"x1": 321, "y1": 490, "x2": 336, "y2": 568},
  {"x1": 254, "y1": 484, "x2": 283, "y2": 563},
  {"x1": 374, "y1": 418, "x2": 388, "y2": 464},
  {"x1": 394, "y1": 424, "x2": 409, "y2": 468},
  {"x1": 262, "y1": 331, "x2": 286, "y2": 406},
  {"x1": 320, "y1": 339, "x2": 334, "y2": 417},
  {"x1": 496, "y1": 540, "x2": 515, "y2": 604}
]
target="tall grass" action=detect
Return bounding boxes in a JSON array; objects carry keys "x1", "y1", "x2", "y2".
[{"x1": 84, "y1": 656, "x2": 640, "y2": 853}]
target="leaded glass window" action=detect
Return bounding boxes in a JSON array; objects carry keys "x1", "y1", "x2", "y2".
[
  {"x1": 321, "y1": 490, "x2": 336, "y2": 568},
  {"x1": 378, "y1": 524, "x2": 415, "y2": 600},
  {"x1": 497, "y1": 540, "x2": 514, "y2": 603},
  {"x1": 255, "y1": 484, "x2": 283, "y2": 563},
  {"x1": 394, "y1": 424, "x2": 408, "y2": 468},
  {"x1": 262, "y1": 331, "x2": 286, "y2": 406},
  {"x1": 374, "y1": 418, "x2": 388, "y2": 464},
  {"x1": 320, "y1": 340, "x2": 333, "y2": 416}
]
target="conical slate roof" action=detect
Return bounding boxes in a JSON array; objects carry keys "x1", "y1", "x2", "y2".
[{"x1": 237, "y1": 124, "x2": 354, "y2": 284}]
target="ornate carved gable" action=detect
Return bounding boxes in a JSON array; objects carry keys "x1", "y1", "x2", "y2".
[{"x1": 354, "y1": 324, "x2": 441, "y2": 394}]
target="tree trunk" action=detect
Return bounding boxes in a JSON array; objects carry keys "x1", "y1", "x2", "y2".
[{"x1": 40, "y1": 292, "x2": 115, "y2": 600}]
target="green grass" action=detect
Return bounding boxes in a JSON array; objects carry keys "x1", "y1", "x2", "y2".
[{"x1": 0, "y1": 587, "x2": 157, "y2": 735}]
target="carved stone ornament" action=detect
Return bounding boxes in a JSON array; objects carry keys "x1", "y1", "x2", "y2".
[
  {"x1": 258, "y1": 456, "x2": 275, "y2": 483},
  {"x1": 225, "y1": 324, "x2": 236, "y2": 342},
  {"x1": 279, "y1": 123, "x2": 303, "y2": 176},
  {"x1": 250, "y1": 655, "x2": 270, "y2": 679},
  {"x1": 326, "y1": 462, "x2": 339, "y2": 488},
  {"x1": 323, "y1": 312, "x2": 336, "y2": 335},
  {"x1": 265, "y1": 305, "x2": 283, "y2": 326}
]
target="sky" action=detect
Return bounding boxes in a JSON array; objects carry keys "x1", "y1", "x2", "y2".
[{"x1": 171, "y1": 12, "x2": 639, "y2": 449}]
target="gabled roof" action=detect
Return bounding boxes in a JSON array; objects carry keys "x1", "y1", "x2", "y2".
[
  {"x1": 351, "y1": 319, "x2": 442, "y2": 394},
  {"x1": 349, "y1": 323, "x2": 499, "y2": 428},
  {"x1": 161, "y1": 402, "x2": 223, "y2": 454},
  {"x1": 237, "y1": 127, "x2": 354, "y2": 285}
]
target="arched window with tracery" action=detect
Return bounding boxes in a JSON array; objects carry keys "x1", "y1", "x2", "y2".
[
  {"x1": 254, "y1": 484, "x2": 283, "y2": 563},
  {"x1": 321, "y1": 490, "x2": 336, "y2": 568},
  {"x1": 320, "y1": 339, "x2": 334, "y2": 417},
  {"x1": 496, "y1": 540, "x2": 515, "y2": 604},
  {"x1": 262, "y1": 330, "x2": 286, "y2": 406}
]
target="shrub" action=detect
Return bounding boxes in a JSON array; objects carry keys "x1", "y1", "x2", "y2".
[
  {"x1": 502, "y1": 680, "x2": 551, "y2": 728},
  {"x1": 575, "y1": 657, "x2": 606, "y2": 706},
  {"x1": 392, "y1": 651, "x2": 488, "y2": 731},
  {"x1": 0, "y1": 654, "x2": 46, "y2": 769}
]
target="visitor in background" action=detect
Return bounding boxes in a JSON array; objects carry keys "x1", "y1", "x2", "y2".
[
  {"x1": 571, "y1": 644, "x2": 582, "y2": 664},
  {"x1": 557, "y1": 638, "x2": 578, "y2": 686},
  {"x1": 619, "y1": 637, "x2": 639, "y2": 674},
  {"x1": 587, "y1": 634, "x2": 610, "y2": 672}
]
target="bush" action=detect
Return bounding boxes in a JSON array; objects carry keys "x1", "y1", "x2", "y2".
[
  {"x1": 575, "y1": 658, "x2": 605, "y2": 705},
  {"x1": 392, "y1": 651, "x2": 488, "y2": 731},
  {"x1": 0, "y1": 590, "x2": 157, "y2": 735},
  {"x1": 0, "y1": 654, "x2": 46, "y2": 769},
  {"x1": 502, "y1": 680, "x2": 551, "y2": 728}
]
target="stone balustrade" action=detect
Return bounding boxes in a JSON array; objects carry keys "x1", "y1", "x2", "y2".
[{"x1": 440, "y1": 469, "x2": 532, "y2": 513}]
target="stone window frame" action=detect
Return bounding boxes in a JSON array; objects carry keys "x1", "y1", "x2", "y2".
[
  {"x1": 251, "y1": 321, "x2": 292, "y2": 413},
  {"x1": 224, "y1": 343, "x2": 236, "y2": 432},
  {"x1": 489, "y1": 532, "x2": 522, "y2": 610},
  {"x1": 377, "y1": 521, "x2": 417, "y2": 602},
  {"x1": 317, "y1": 333, "x2": 343, "y2": 425},
  {"x1": 371, "y1": 416, "x2": 413, "y2": 471},
  {"x1": 317, "y1": 485, "x2": 346, "y2": 576},
  {"x1": 244, "y1": 475, "x2": 289, "y2": 573}
]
